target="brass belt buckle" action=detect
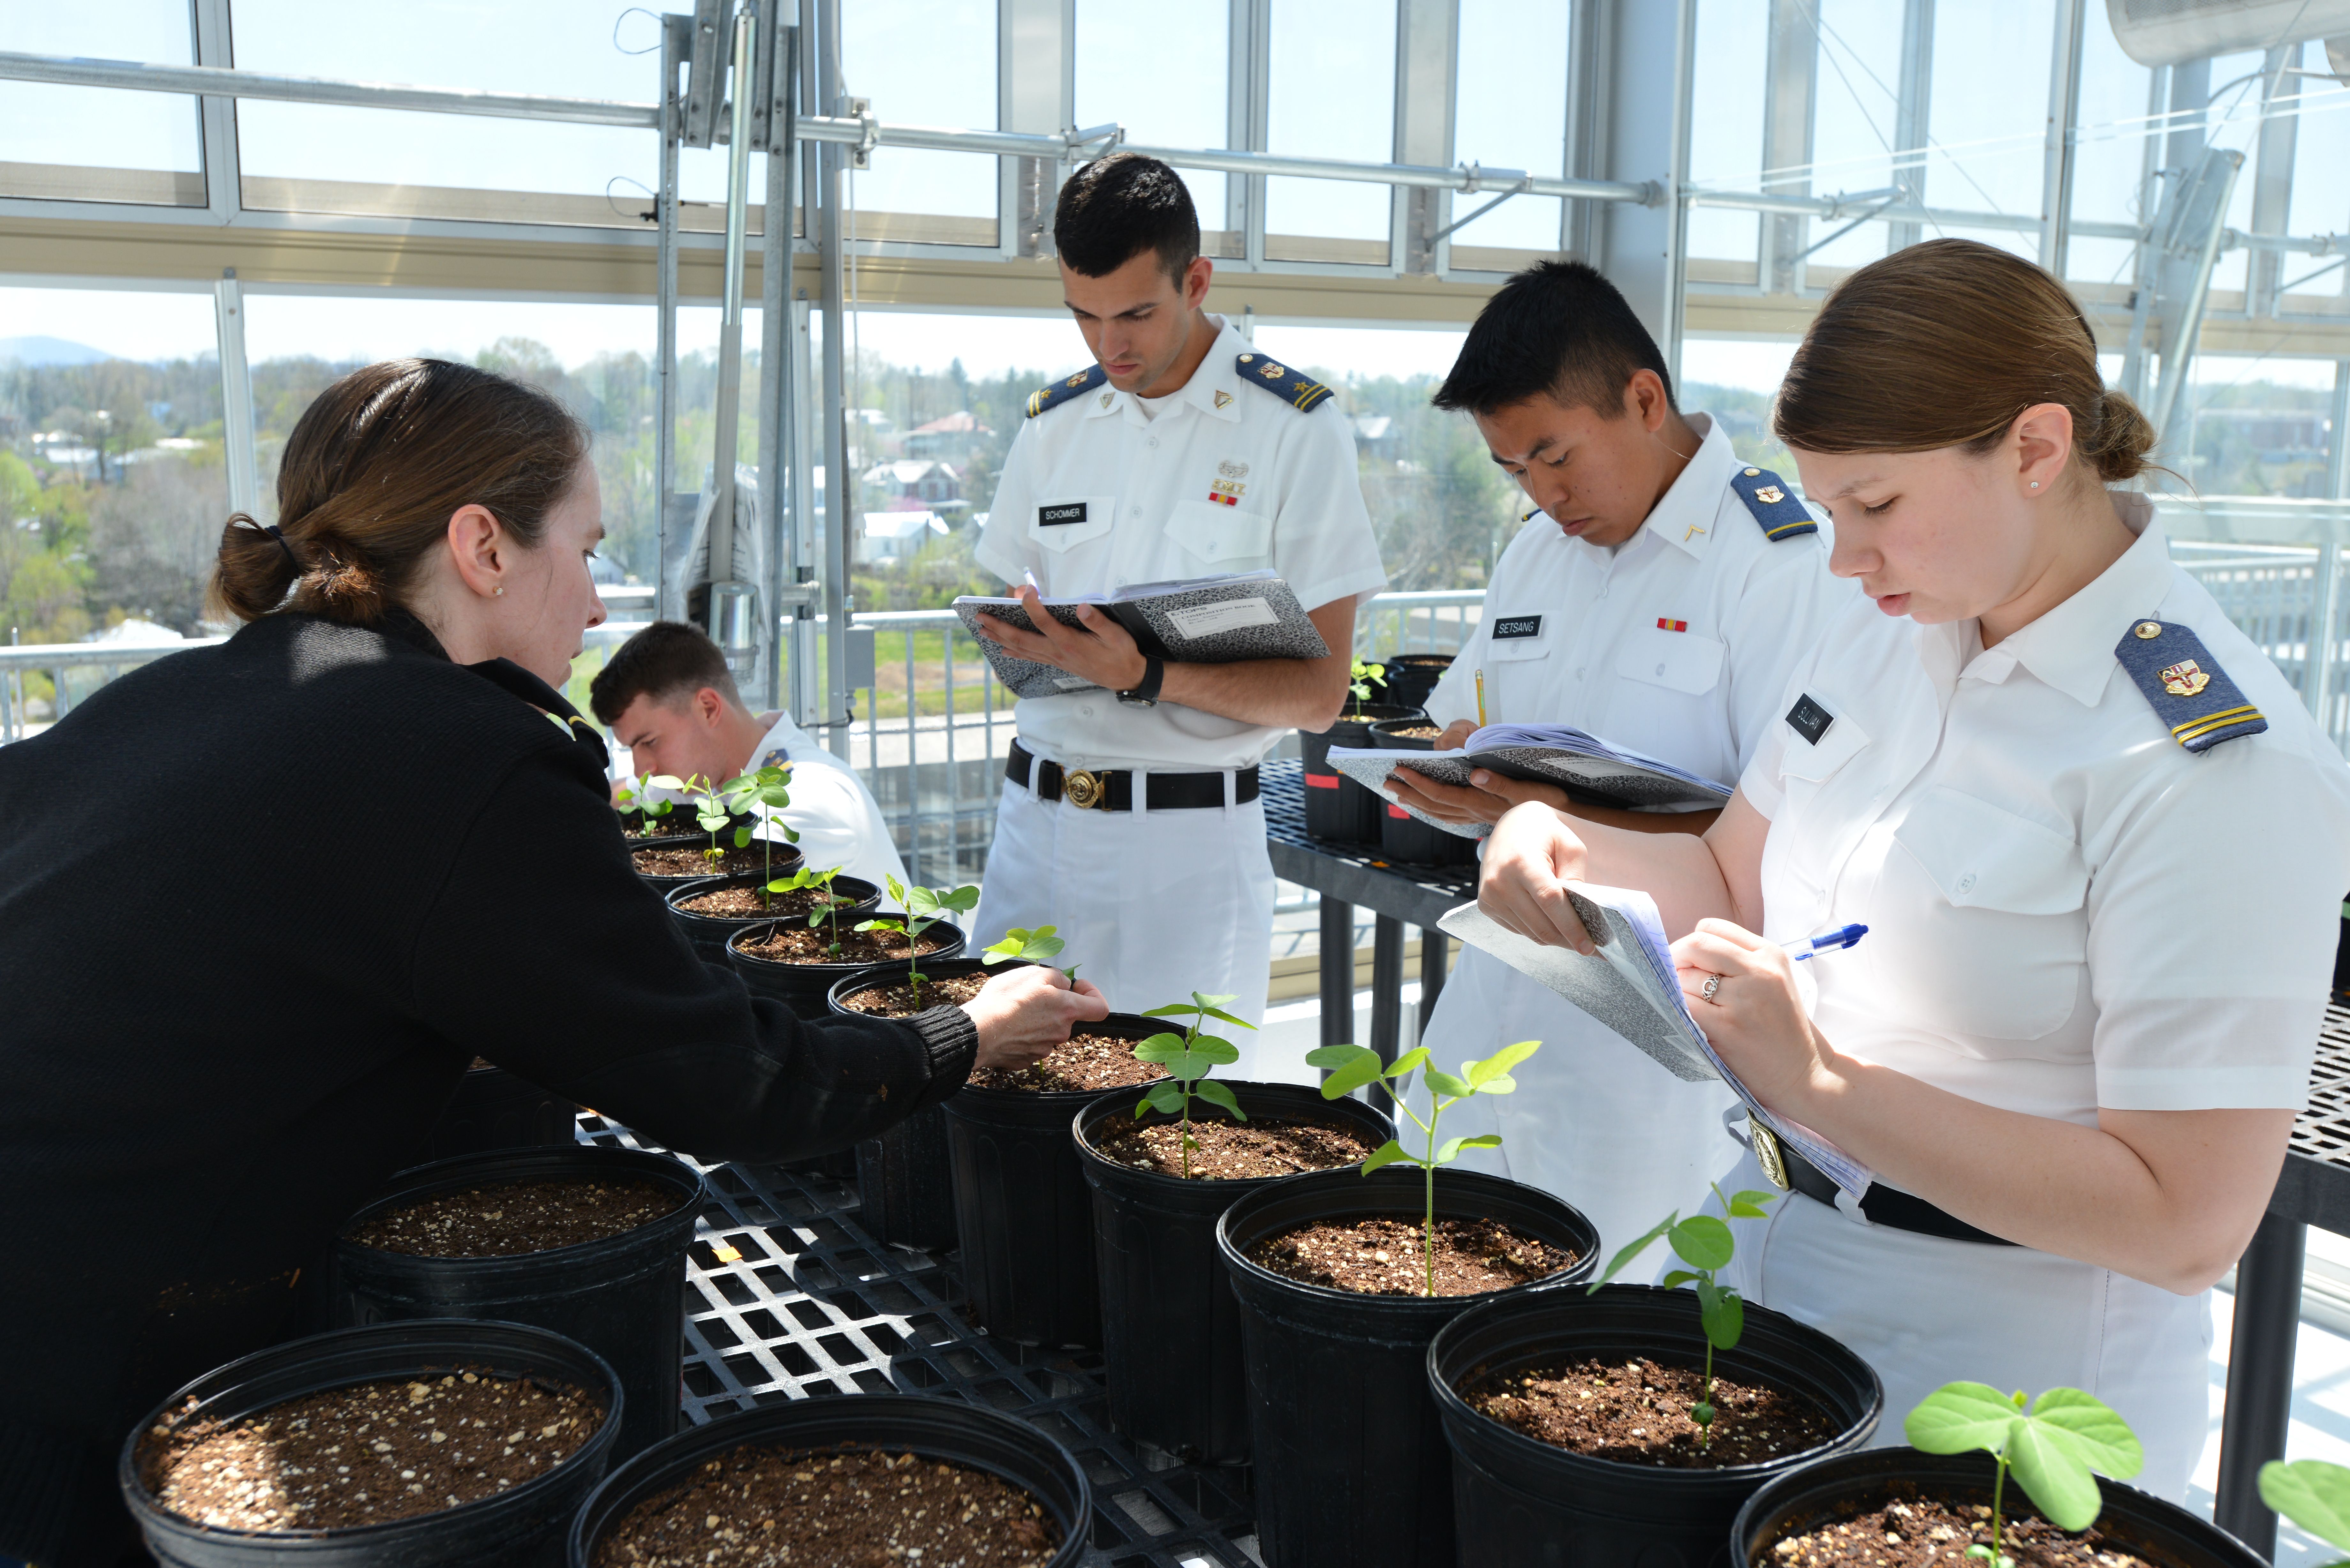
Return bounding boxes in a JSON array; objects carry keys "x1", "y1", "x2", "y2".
[
  {"x1": 1061, "y1": 768, "x2": 1107, "y2": 810},
  {"x1": 1749, "y1": 1113, "x2": 1791, "y2": 1191}
]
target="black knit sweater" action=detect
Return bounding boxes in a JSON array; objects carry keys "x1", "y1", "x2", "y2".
[{"x1": 0, "y1": 614, "x2": 975, "y2": 1566}]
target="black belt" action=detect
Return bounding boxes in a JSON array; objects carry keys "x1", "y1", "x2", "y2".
[
  {"x1": 1006, "y1": 740, "x2": 1259, "y2": 812},
  {"x1": 1749, "y1": 1116, "x2": 2016, "y2": 1246}
]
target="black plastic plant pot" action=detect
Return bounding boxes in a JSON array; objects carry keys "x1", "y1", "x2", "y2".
[
  {"x1": 1300, "y1": 702, "x2": 1425, "y2": 844},
  {"x1": 1429, "y1": 1283, "x2": 1884, "y2": 1568},
  {"x1": 566, "y1": 1394, "x2": 1091, "y2": 1568},
  {"x1": 1731, "y1": 1446, "x2": 2265, "y2": 1568},
  {"x1": 328, "y1": 1145, "x2": 705, "y2": 1461},
  {"x1": 1214, "y1": 1164, "x2": 1600, "y2": 1568},
  {"x1": 665, "y1": 870, "x2": 878, "y2": 963},
  {"x1": 122, "y1": 1319, "x2": 621, "y2": 1568},
  {"x1": 857, "y1": 1103, "x2": 959, "y2": 1250},
  {"x1": 630, "y1": 835, "x2": 801, "y2": 894},
  {"x1": 1073, "y1": 1081, "x2": 1394, "y2": 1464},
  {"x1": 420, "y1": 1062, "x2": 580, "y2": 1163},
  {"x1": 1367, "y1": 715, "x2": 1480, "y2": 869},
  {"x1": 1375, "y1": 652, "x2": 1454, "y2": 712},
  {"x1": 729, "y1": 911, "x2": 970, "y2": 1021}
]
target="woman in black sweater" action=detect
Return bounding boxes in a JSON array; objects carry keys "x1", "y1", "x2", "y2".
[{"x1": 0, "y1": 359, "x2": 1106, "y2": 1566}]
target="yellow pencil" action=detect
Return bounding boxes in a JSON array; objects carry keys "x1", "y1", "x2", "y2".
[{"x1": 1475, "y1": 669, "x2": 1487, "y2": 728}]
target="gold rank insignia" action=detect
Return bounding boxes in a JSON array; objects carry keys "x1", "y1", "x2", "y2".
[
  {"x1": 2160, "y1": 660, "x2": 2210, "y2": 697},
  {"x1": 1754, "y1": 485, "x2": 1785, "y2": 504},
  {"x1": 1066, "y1": 371, "x2": 1089, "y2": 387},
  {"x1": 1214, "y1": 390, "x2": 1232, "y2": 409},
  {"x1": 1260, "y1": 362, "x2": 1287, "y2": 379}
]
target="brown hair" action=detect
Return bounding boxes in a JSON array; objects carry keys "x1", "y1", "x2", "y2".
[
  {"x1": 1772, "y1": 238, "x2": 2154, "y2": 486},
  {"x1": 588, "y1": 619, "x2": 742, "y2": 725},
  {"x1": 210, "y1": 358, "x2": 588, "y2": 625}
]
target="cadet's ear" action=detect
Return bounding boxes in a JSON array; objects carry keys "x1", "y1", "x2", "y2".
[
  {"x1": 1625, "y1": 369, "x2": 1672, "y2": 433},
  {"x1": 1181, "y1": 254, "x2": 1213, "y2": 311},
  {"x1": 693, "y1": 686, "x2": 728, "y2": 728}
]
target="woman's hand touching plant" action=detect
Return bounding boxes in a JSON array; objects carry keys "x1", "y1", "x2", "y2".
[{"x1": 962, "y1": 964, "x2": 1110, "y2": 1074}]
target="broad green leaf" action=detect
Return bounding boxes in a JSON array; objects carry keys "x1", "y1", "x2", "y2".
[
  {"x1": 1305, "y1": 1043, "x2": 1375, "y2": 1070},
  {"x1": 906, "y1": 886, "x2": 941, "y2": 915},
  {"x1": 1358, "y1": 1139, "x2": 1413, "y2": 1175},
  {"x1": 2261, "y1": 1460, "x2": 2350, "y2": 1551},
  {"x1": 1726, "y1": 1189, "x2": 1779, "y2": 1219},
  {"x1": 940, "y1": 886, "x2": 982, "y2": 912},
  {"x1": 1194, "y1": 1080, "x2": 1245, "y2": 1119},
  {"x1": 1476, "y1": 1075, "x2": 1521, "y2": 1096},
  {"x1": 883, "y1": 873, "x2": 908, "y2": 904},
  {"x1": 1130, "y1": 1033, "x2": 1186, "y2": 1063},
  {"x1": 648, "y1": 774, "x2": 686, "y2": 791},
  {"x1": 855, "y1": 918, "x2": 905, "y2": 935},
  {"x1": 1192, "y1": 1037, "x2": 1242, "y2": 1065},
  {"x1": 2027, "y1": 1389, "x2": 2143, "y2": 1481},
  {"x1": 1466, "y1": 1040, "x2": 1543, "y2": 1087},
  {"x1": 1588, "y1": 1214, "x2": 1677, "y2": 1291},
  {"x1": 1660, "y1": 1269, "x2": 1700, "y2": 1288},
  {"x1": 1022, "y1": 931, "x2": 1065, "y2": 960},
  {"x1": 1140, "y1": 1083, "x2": 1186, "y2": 1116},
  {"x1": 1201, "y1": 1006, "x2": 1256, "y2": 1030},
  {"x1": 1667, "y1": 1215, "x2": 1734, "y2": 1271},
  {"x1": 733, "y1": 826, "x2": 754, "y2": 848},
  {"x1": 1193, "y1": 991, "x2": 1239, "y2": 1007},
  {"x1": 2005, "y1": 1419, "x2": 2104, "y2": 1533},
  {"x1": 1422, "y1": 1068, "x2": 1474, "y2": 1100},
  {"x1": 1164, "y1": 1051, "x2": 1217, "y2": 1081},
  {"x1": 1906, "y1": 1383, "x2": 2030, "y2": 1456},
  {"x1": 1433, "y1": 1133, "x2": 1503, "y2": 1164},
  {"x1": 1386, "y1": 1046, "x2": 1432, "y2": 1081},
  {"x1": 1454, "y1": 1133, "x2": 1502, "y2": 1150},
  {"x1": 1143, "y1": 1004, "x2": 1194, "y2": 1018},
  {"x1": 1314, "y1": 1047, "x2": 1388, "y2": 1099},
  {"x1": 1696, "y1": 1280, "x2": 1744, "y2": 1351}
]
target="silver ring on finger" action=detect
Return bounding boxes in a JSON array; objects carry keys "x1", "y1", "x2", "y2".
[{"x1": 1700, "y1": 973, "x2": 1723, "y2": 1002}]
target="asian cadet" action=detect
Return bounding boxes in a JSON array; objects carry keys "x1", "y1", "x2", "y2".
[
  {"x1": 1382, "y1": 260, "x2": 1860, "y2": 1255},
  {"x1": 968, "y1": 153, "x2": 1386, "y2": 1035}
]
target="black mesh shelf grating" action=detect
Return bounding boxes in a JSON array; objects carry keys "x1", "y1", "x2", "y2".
[
  {"x1": 575, "y1": 1113, "x2": 1264, "y2": 1568},
  {"x1": 2292, "y1": 1006, "x2": 2350, "y2": 1170}
]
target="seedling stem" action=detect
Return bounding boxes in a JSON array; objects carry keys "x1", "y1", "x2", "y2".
[{"x1": 1134, "y1": 991, "x2": 1256, "y2": 1179}]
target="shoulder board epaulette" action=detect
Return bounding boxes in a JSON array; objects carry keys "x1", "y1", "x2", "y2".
[
  {"x1": 1731, "y1": 466, "x2": 1818, "y2": 540},
  {"x1": 2114, "y1": 618, "x2": 2267, "y2": 752},
  {"x1": 1236, "y1": 351, "x2": 1333, "y2": 412},
  {"x1": 1026, "y1": 363, "x2": 1107, "y2": 419}
]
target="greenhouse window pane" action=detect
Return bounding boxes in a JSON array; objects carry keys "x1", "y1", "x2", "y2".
[
  {"x1": 1803, "y1": 0, "x2": 1903, "y2": 275},
  {"x1": 1264, "y1": 0, "x2": 1397, "y2": 265},
  {"x1": 1923, "y1": 0, "x2": 2054, "y2": 259},
  {"x1": 0, "y1": 0, "x2": 202, "y2": 207},
  {"x1": 2066, "y1": 8, "x2": 2154, "y2": 291},
  {"x1": 2284, "y1": 54, "x2": 2350, "y2": 311},
  {"x1": 2197, "y1": 49, "x2": 2267, "y2": 299},
  {"x1": 1447, "y1": 0, "x2": 1569, "y2": 269},
  {"x1": 841, "y1": 0, "x2": 998, "y2": 247},
  {"x1": 1685, "y1": 0, "x2": 1767, "y2": 275},
  {"x1": 1075, "y1": 1, "x2": 1232, "y2": 256}
]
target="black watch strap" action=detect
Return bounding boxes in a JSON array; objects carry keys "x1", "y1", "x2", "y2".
[{"x1": 1118, "y1": 656, "x2": 1165, "y2": 707}]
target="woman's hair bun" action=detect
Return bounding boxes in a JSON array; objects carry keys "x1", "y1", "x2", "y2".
[
  {"x1": 207, "y1": 515, "x2": 300, "y2": 622},
  {"x1": 2082, "y1": 387, "x2": 2155, "y2": 485}
]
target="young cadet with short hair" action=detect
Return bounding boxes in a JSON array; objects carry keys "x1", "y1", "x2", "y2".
[
  {"x1": 968, "y1": 154, "x2": 1387, "y2": 1029},
  {"x1": 591, "y1": 620, "x2": 908, "y2": 895},
  {"x1": 1384, "y1": 260, "x2": 1859, "y2": 1255}
]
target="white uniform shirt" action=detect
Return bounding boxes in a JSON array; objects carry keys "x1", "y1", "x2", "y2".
[
  {"x1": 974, "y1": 315, "x2": 1388, "y2": 772},
  {"x1": 1424, "y1": 413, "x2": 1853, "y2": 782},
  {"x1": 1743, "y1": 494, "x2": 2350, "y2": 1127}
]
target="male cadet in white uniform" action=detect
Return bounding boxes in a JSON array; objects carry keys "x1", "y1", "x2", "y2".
[
  {"x1": 590, "y1": 620, "x2": 909, "y2": 894},
  {"x1": 1383, "y1": 260, "x2": 1856, "y2": 1252},
  {"x1": 968, "y1": 153, "x2": 1386, "y2": 1033}
]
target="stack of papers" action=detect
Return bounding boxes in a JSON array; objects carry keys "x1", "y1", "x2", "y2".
[
  {"x1": 1438, "y1": 886, "x2": 1872, "y2": 1197},
  {"x1": 954, "y1": 571, "x2": 1330, "y2": 699},
  {"x1": 1327, "y1": 723, "x2": 1733, "y2": 839}
]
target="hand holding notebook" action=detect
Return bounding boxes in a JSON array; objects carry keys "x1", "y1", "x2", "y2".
[
  {"x1": 1327, "y1": 722, "x2": 1733, "y2": 838},
  {"x1": 955, "y1": 570, "x2": 1331, "y2": 699}
]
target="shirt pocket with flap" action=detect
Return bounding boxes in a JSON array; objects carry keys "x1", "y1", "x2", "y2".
[
  {"x1": 1164, "y1": 498, "x2": 1274, "y2": 568},
  {"x1": 1028, "y1": 494, "x2": 1116, "y2": 554},
  {"x1": 1881, "y1": 787, "x2": 2089, "y2": 1043},
  {"x1": 1613, "y1": 626, "x2": 1725, "y2": 696}
]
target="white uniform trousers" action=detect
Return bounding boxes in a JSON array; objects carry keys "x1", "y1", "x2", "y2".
[
  {"x1": 1426, "y1": 946, "x2": 1742, "y2": 1262},
  {"x1": 1706, "y1": 1150, "x2": 2213, "y2": 1501},
  {"x1": 974, "y1": 775, "x2": 1278, "y2": 1050}
]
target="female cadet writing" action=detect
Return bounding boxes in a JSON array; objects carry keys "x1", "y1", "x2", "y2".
[{"x1": 1475, "y1": 238, "x2": 2350, "y2": 1494}]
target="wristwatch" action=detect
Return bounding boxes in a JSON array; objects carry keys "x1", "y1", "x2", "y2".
[{"x1": 1117, "y1": 656, "x2": 1165, "y2": 709}]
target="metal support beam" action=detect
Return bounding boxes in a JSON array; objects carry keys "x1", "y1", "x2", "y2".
[
  {"x1": 758, "y1": 20, "x2": 800, "y2": 715},
  {"x1": 2149, "y1": 143, "x2": 2246, "y2": 465},
  {"x1": 1000, "y1": 0, "x2": 1073, "y2": 260},
  {"x1": 1417, "y1": 925, "x2": 1449, "y2": 1034},
  {"x1": 1596, "y1": 0, "x2": 1695, "y2": 375},
  {"x1": 1564, "y1": 0, "x2": 1612, "y2": 263},
  {"x1": 1230, "y1": 0, "x2": 1270, "y2": 265},
  {"x1": 815, "y1": 0, "x2": 853, "y2": 743},
  {"x1": 212, "y1": 268, "x2": 259, "y2": 519},
  {"x1": 2313, "y1": 360, "x2": 2350, "y2": 739},
  {"x1": 2214, "y1": 1211, "x2": 2306, "y2": 1558},
  {"x1": 1888, "y1": 0, "x2": 1933, "y2": 254},
  {"x1": 2040, "y1": 0, "x2": 2085, "y2": 275},
  {"x1": 655, "y1": 14, "x2": 688, "y2": 624},
  {"x1": 2249, "y1": 44, "x2": 2301, "y2": 318},
  {"x1": 708, "y1": 4, "x2": 757, "y2": 605},
  {"x1": 190, "y1": 0, "x2": 241, "y2": 228},
  {"x1": 1394, "y1": 0, "x2": 1458, "y2": 276},
  {"x1": 1369, "y1": 914, "x2": 1407, "y2": 1076},
  {"x1": 1760, "y1": 0, "x2": 1819, "y2": 296}
]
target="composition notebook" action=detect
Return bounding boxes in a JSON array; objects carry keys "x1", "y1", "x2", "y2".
[
  {"x1": 953, "y1": 571, "x2": 1332, "y2": 699},
  {"x1": 1326, "y1": 723, "x2": 1733, "y2": 839},
  {"x1": 1437, "y1": 885, "x2": 1873, "y2": 1197}
]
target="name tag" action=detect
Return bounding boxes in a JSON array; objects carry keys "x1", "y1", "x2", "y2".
[
  {"x1": 1039, "y1": 501, "x2": 1089, "y2": 526},
  {"x1": 1785, "y1": 694, "x2": 1834, "y2": 745},
  {"x1": 1492, "y1": 615, "x2": 1543, "y2": 640}
]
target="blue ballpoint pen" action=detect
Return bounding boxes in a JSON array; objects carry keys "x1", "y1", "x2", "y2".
[{"x1": 1778, "y1": 923, "x2": 1867, "y2": 960}]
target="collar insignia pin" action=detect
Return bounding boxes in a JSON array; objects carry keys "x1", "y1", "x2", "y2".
[
  {"x1": 1099, "y1": 391, "x2": 1113, "y2": 408},
  {"x1": 1684, "y1": 524, "x2": 1706, "y2": 541},
  {"x1": 2160, "y1": 660, "x2": 2210, "y2": 697},
  {"x1": 1218, "y1": 459, "x2": 1248, "y2": 477},
  {"x1": 1213, "y1": 390, "x2": 1233, "y2": 409}
]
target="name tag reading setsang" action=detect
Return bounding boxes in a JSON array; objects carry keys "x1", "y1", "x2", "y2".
[
  {"x1": 1038, "y1": 502, "x2": 1089, "y2": 526},
  {"x1": 1492, "y1": 615, "x2": 1544, "y2": 640},
  {"x1": 1785, "y1": 694, "x2": 1834, "y2": 745}
]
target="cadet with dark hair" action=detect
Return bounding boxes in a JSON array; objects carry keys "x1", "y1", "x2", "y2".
[
  {"x1": 966, "y1": 153, "x2": 1385, "y2": 1040},
  {"x1": 1385, "y1": 259, "x2": 1860, "y2": 1251}
]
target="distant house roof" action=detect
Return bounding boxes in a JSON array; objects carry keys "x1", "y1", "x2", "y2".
[
  {"x1": 1352, "y1": 415, "x2": 1393, "y2": 442},
  {"x1": 864, "y1": 459, "x2": 960, "y2": 486},
  {"x1": 861, "y1": 510, "x2": 948, "y2": 539},
  {"x1": 912, "y1": 410, "x2": 992, "y2": 436}
]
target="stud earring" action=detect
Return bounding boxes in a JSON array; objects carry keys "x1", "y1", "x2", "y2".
[
  {"x1": 2029, "y1": 481, "x2": 2040, "y2": 489},
  {"x1": 493, "y1": 586, "x2": 505, "y2": 596}
]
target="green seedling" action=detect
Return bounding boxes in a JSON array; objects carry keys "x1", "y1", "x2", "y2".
[
  {"x1": 722, "y1": 763, "x2": 799, "y2": 887},
  {"x1": 1133, "y1": 991, "x2": 1257, "y2": 1179},
  {"x1": 615, "y1": 781, "x2": 676, "y2": 833},
  {"x1": 767, "y1": 862, "x2": 852, "y2": 954},
  {"x1": 2260, "y1": 1458, "x2": 2350, "y2": 1566},
  {"x1": 1585, "y1": 1184, "x2": 1778, "y2": 1447},
  {"x1": 647, "y1": 772, "x2": 739, "y2": 865},
  {"x1": 1347, "y1": 656, "x2": 1387, "y2": 714},
  {"x1": 1905, "y1": 1383, "x2": 2143, "y2": 1566},
  {"x1": 856, "y1": 875, "x2": 980, "y2": 1007},
  {"x1": 1302, "y1": 1037, "x2": 1541, "y2": 1296},
  {"x1": 982, "y1": 925, "x2": 1065, "y2": 968}
]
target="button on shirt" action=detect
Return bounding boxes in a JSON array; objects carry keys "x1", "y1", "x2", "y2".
[
  {"x1": 974, "y1": 316, "x2": 1388, "y2": 772},
  {"x1": 1423, "y1": 413, "x2": 1853, "y2": 787},
  {"x1": 1743, "y1": 493, "x2": 2350, "y2": 1126}
]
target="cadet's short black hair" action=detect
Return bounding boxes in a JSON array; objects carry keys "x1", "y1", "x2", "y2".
[
  {"x1": 589, "y1": 619, "x2": 742, "y2": 725},
  {"x1": 1054, "y1": 153, "x2": 1200, "y2": 286},
  {"x1": 1432, "y1": 260, "x2": 1675, "y2": 418}
]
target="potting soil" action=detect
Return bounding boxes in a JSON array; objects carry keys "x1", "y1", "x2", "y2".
[
  {"x1": 839, "y1": 970, "x2": 991, "y2": 1015},
  {"x1": 591, "y1": 1444, "x2": 1059, "y2": 1568},
  {"x1": 1765, "y1": 1484, "x2": 2153, "y2": 1568},
  {"x1": 347, "y1": 1176, "x2": 679, "y2": 1257},
  {"x1": 143, "y1": 1368, "x2": 603, "y2": 1531},
  {"x1": 1462, "y1": 1353, "x2": 1837, "y2": 1467},
  {"x1": 1248, "y1": 1214, "x2": 1575, "y2": 1296},
  {"x1": 1386, "y1": 724, "x2": 1445, "y2": 740},
  {"x1": 967, "y1": 1030, "x2": 1170, "y2": 1093},
  {"x1": 738, "y1": 924, "x2": 949, "y2": 966},
  {"x1": 633, "y1": 844, "x2": 769, "y2": 878},
  {"x1": 674, "y1": 884, "x2": 838, "y2": 918},
  {"x1": 1090, "y1": 1114, "x2": 1375, "y2": 1179}
]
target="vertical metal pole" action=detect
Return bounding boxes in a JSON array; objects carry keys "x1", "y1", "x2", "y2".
[
  {"x1": 2040, "y1": 0, "x2": 2084, "y2": 275},
  {"x1": 1369, "y1": 914, "x2": 1406, "y2": 1072},
  {"x1": 1662, "y1": 0, "x2": 1696, "y2": 381},
  {"x1": 212, "y1": 268, "x2": 260, "y2": 518},
  {"x1": 759, "y1": 20, "x2": 798, "y2": 713},
  {"x1": 1418, "y1": 924, "x2": 1449, "y2": 1033},
  {"x1": 2247, "y1": 44, "x2": 2300, "y2": 320},
  {"x1": 2118, "y1": 63, "x2": 2169, "y2": 406},
  {"x1": 1760, "y1": 0, "x2": 1820, "y2": 298},
  {"x1": 816, "y1": 0, "x2": 852, "y2": 743},
  {"x1": 708, "y1": 5, "x2": 757, "y2": 591},
  {"x1": 2214, "y1": 1210, "x2": 2305, "y2": 1557},
  {"x1": 2316, "y1": 360, "x2": 2350, "y2": 747},
  {"x1": 656, "y1": 14, "x2": 686, "y2": 622},
  {"x1": 1888, "y1": 0, "x2": 1933, "y2": 254},
  {"x1": 190, "y1": 0, "x2": 241, "y2": 227}
]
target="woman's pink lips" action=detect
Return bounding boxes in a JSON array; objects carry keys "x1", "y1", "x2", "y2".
[{"x1": 1873, "y1": 592, "x2": 1910, "y2": 615}]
